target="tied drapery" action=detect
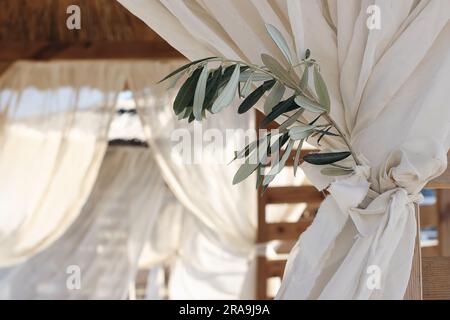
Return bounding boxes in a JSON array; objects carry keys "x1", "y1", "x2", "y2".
[{"x1": 118, "y1": 0, "x2": 450, "y2": 299}]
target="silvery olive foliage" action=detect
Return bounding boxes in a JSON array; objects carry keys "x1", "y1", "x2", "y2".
[{"x1": 160, "y1": 24, "x2": 357, "y2": 190}]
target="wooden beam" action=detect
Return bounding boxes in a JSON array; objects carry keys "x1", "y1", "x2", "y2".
[
  {"x1": 0, "y1": 41, "x2": 182, "y2": 61},
  {"x1": 262, "y1": 221, "x2": 313, "y2": 241},
  {"x1": 265, "y1": 186, "x2": 324, "y2": 204},
  {"x1": 438, "y1": 189, "x2": 450, "y2": 256}
]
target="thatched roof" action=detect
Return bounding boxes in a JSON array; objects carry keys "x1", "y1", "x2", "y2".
[{"x1": 0, "y1": 0, "x2": 182, "y2": 63}]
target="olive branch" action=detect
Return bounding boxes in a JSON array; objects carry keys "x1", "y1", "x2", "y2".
[{"x1": 159, "y1": 24, "x2": 360, "y2": 190}]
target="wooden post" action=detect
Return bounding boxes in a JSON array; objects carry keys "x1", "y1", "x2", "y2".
[
  {"x1": 404, "y1": 205, "x2": 423, "y2": 299},
  {"x1": 438, "y1": 190, "x2": 450, "y2": 256}
]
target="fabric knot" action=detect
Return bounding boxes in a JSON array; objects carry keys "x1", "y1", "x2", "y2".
[{"x1": 348, "y1": 188, "x2": 423, "y2": 237}]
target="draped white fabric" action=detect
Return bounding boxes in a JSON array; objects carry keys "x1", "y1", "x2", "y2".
[
  {"x1": 141, "y1": 199, "x2": 254, "y2": 300},
  {"x1": 0, "y1": 62, "x2": 124, "y2": 266},
  {"x1": 118, "y1": 0, "x2": 450, "y2": 299},
  {"x1": 0, "y1": 146, "x2": 165, "y2": 299},
  {"x1": 0, "y1": 59, "x2": 264, "y2": 299},
  {"x1": 128, "y1": 61, "x2": 258, "y2": 298}
]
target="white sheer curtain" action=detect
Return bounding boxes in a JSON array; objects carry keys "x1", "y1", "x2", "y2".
[
  {"x1": 119, "y1": 0, "x2": 450, "y2": 299},
  {"x1": 0, "y1": 146, "x2": 166, "y2": 299},
  {"x1": 127, "y1": 61, "x2": 258, "y2": 298},
  {"x1": 0, "y1": 59, "x2": 262, "y2": 299},
  {"x1": 140, "y1": 197, "x2": 255, "y2": 300},
  {"x1": 0, "y1": 61, "x2": 125, "y2": 267}
]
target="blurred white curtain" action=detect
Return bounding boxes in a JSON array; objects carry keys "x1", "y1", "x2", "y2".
[
  {"x1": 127, "y1": 61, "x2": 258, "y2": 299},
  {"x1": 0, "y1": 61, "x2": 125, "y2": 266},
  {"x1": 0, "y1": 146, "x2": 165, "y2": 299},
  {"x1": 118, "y1": 0, "x2": 450, "y2": 299},
  {"x1": 141, "y1": 199, "x2": 255, "y2": 300}
]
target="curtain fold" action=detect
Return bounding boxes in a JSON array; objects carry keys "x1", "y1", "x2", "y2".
[
  {"x1": 126, "y1": 60, "x2": 258, "y2": 298},
  {"x1": 0, "y1": 61, "x2": 125, "y2": 266},
  {"x1": 0, "y1": 146, "x2": 165, "y2": 299},
  {"x1": 118, "y1": 0, "x2": 450, "y2": 299}
]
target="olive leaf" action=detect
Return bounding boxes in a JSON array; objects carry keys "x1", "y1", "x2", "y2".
[
  {"x1": 255, "y1": 133, "x2": 271, "y2": 165},
  {"x1": 303, "y1": 151, "x2": 351, "y2": 165},
  {"x1": 293, "y1": 139, "x2": 304, "y2": 176},
  {"x1": 211, "y1": 65, "x2": 240, "y2": 113},
  {"x1": 261, "y1": 54, "x2": 297, "y2": 89},
  {"x1": 264, "y1": 81, "x2": 286, "y2": 114},
  {"x1": 278, "y1": 108, "x2": 304, "y2": 132},
  {"x1": 193, "y1": 66, "x2": 209, "y2": 120},
  {"x1": 263, "y1": 139, "x2": 294, "y2": 186},
  {"x1": 218, "y1": 65, "x2": 248, "y2": 88},
  {"x1": 288, "y1": 124, "x2": 315, "y2": 140},
  {"x1": 294, "y1": 95, "x2": 327, "y2": 113},
  {"x1": 239, "y1": 71, "x2": 273, "y2": 82},
  {"x1": 188, "y1": 112, "x2": 195, "y2": 123},
  {"x1": 233, "y1": 161, "x2": 259, "y2": 185},
  {"x1": 177, "y1": 107, "x2": 192, "y2": 120},
  {"x1": 231, "y1": 140, "x2": 258, "y2": 164},
  {"x1": 168, "y1": 68, "x2": 188, "y2": 89},
  {"x1": 173, "y1": 67, "x2": 203, "y2": 115},
  {"x1": 238, "y1": 80, "x2": 276, "y2": 114},
  {"x1": 159, "y1": 57, "x2": 218, "y2": 83},
  {"x1": 256, "y1": 167, "x2": 265, "y2": 189},
  {"x1": 265, "y1": 23, "x2": 293, "y2": 64},
  {"x1": 204, "y1": 66, "x2": 223, "y2": 110},
  {"x1": 321, "y1": 167, "x2": 353, "y2": 176},
  {"x1": 313, "y1": 65, "x2": 330, "y2": 112},
  {"x1": 241, "y1": 72, "x2": 255, "y2": 98},
  {"x1": 261, "y1": 96, "x2": 299, "y2": 127},
  {"x1": 300, "y1": 66, "x2": 309, "y2": 90}
]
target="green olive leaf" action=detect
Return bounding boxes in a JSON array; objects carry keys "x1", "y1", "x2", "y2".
[
  {"x1": 321, "y1": 167, "x2": 353, "y2": 176},
  {"x1": 193, "y1": 66, "x2": 209, "y2": 120},
  {"x1": 238, "y1": 80, "x2": 276, "y2": 114},
  {"x1": 233, "y1": 161, "x2": 259, "y2": 185},
  {"x1": 303, "y1": 151, "x2": 351, "y2": 165},
  {"x1": 159, "y1": 57, "x2": 218, "y2": 83},
  {"x1": 313, "y1": 65, "x2": 330, "y2": 112},
  {"x1": 173, "y1": 67, "x2": 203, "y2": 115},
  {"x1": 294, "y1": 95, "x2": 327, "y2": 113},
  {"x1": 278, "y1": 108, "x2": 304, "y2": 132},
  {"x1": 261, "y1": 54, "x2": 297, "y2": 89},
  {"x1": 265, "y1": 23, "x2": 293, "y2": 64},
  {"x1": 288, "y1": 125, "x2": 315, "y2": 140},
  {"x1": 300, "y1": 66, "x2": 309, "y2": 90},
  {"x1": 293, "y1": 139, "x2": 304, "y2": 176},
  {"x1": 211, "y1": 64, "x2": 240, "y2": 113},
  {"x1": 264, "y1": 81, "x2": 286, "y2": 114},
  {"x1": 263, "y1": 139, "x2": 295, "y2": 186}
]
